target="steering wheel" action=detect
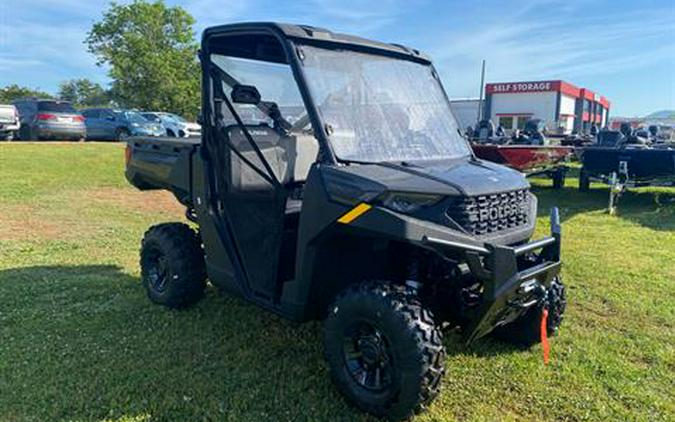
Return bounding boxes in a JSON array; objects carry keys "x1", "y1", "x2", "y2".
[
  {"x1": 289, "y1": 113, "x2": 312, "y2": 132},
  {"x1": 288, "y1": 91, "x2": 349, "y2": 133}
]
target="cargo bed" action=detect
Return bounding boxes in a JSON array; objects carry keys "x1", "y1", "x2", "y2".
[{"x1": 125, "y1": 136, "x2": 201, "y2": 205}]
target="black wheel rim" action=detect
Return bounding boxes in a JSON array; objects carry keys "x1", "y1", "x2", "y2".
[
  {"x1": 146, "y1": 251, "x2": 169, "y2": 293},
  {"x1": 343, "y1": 322, "x2": 393, "y2": 392}
]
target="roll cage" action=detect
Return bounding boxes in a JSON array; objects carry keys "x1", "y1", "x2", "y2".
[
  {"x1": 199, "y1": 22, "x2": 436, "y2": 170},
  {"x1": 194, "y1": 22, "x2": 447, "y2": 306}
]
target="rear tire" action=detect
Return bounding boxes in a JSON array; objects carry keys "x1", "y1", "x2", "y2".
[
  {"x1": 492, "y1": 277, "x2": 566, "y2": 346},
  {"x1": 323, "y1": 281, "x2": 445, "y2": 421},
  {"x1": 116, "y1": 128, "x2": 130, "y2": 142},
  {"x1": 140, "y1": 222, "x2": 207, "y2": 308},
  {"x1": 579, "y1": 169, "x2": 590, "y2": 192}
]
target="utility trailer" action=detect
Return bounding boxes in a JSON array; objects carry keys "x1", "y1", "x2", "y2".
[
  {"x1": 580, "y1": 129, "x2": 675, "y2": 213},
  {"x1": 125, "y1": 22, "x2": 567, "y2": 420}
]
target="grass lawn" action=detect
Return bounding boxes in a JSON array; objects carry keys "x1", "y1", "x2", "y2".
[{"x1": 0, "y1": 142, "x2": 673, "y2": 422}]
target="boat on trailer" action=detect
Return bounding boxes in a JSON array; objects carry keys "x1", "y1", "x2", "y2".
[
  {"x1": 470, "y1": 119, "x2": 574, "y2": 189},
  {"x1": 579, "y1": 127, "x2": 675, "y2": 213}
]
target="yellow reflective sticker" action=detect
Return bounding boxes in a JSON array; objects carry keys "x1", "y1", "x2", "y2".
[{"x1": 337, "y1": 203, "x2": 372, "y2": 224}]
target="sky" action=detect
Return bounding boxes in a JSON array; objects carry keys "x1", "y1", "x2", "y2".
[{"x1": 0, "y1": 0, "x2": 673, "y2": 117}]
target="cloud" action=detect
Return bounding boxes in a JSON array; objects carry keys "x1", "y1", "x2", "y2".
[
  {"x1": 0, "y1": 0, "x2": 111, "y2": 91},
  {"x1": 178, "y1": 0, "x2": 422, "y2": 35},
  {"x1": 425, "y1": 4, "x2": 674, "y2": 98},
  {"x1": 0, "y1": 0, "x2": 672, "y2": 114},
  {"x1": 0, "y1": 57, "x2": 45, "y2": 71}
]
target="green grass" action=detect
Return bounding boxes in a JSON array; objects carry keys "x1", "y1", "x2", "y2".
[{"x1": 1, "y1": 143, "x2": 673, "y2": 422}]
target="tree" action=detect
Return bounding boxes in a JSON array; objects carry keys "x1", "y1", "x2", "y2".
[
  {"x1": 85, "y1": 0, "x2": 200, "y2": 118},
  {"x1": 58, "y1": 79, "x2": 111, "y2": 107},
  {"x1": 0, "y1": 84, "x2": 53, "y2": 103}
]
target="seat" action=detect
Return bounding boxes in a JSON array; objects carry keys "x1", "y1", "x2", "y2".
[
  {"x1": 227, "y1": 124, "x2": 291, "y2": 190},
  {"x1": 283, "y1": 133, "x2": 319, "y2": 216},
  {"x1": 289, "y1": 133, "x2": 320, "y2": 183},
  {"x1": 226, "y1": 125, "x2": 319, "y2": 215}
]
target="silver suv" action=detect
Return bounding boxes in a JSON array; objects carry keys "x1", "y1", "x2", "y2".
[{"x1": 13, "y1": 98, "x2": 86, "y2": 141}]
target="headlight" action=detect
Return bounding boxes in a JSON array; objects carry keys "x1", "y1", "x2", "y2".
[
  {"x1": 380, "y1": 192, "x2": 442, "y2": 214},
  {"x1": 131, "y1": 123, "x2": 140, "y2": 127}
]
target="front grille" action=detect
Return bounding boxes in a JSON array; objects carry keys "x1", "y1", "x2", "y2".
[{"x1": 446, "y1": 189, "x2": 530, "y2": 236}]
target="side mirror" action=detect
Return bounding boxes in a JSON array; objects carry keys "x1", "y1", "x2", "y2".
[{"x1": 231, "y1": 84, "x2": 261, "y2": 105}]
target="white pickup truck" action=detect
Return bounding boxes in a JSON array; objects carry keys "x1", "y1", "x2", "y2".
[{"x1": 0, "y1": 104, "x2": 20, "y2": 141}]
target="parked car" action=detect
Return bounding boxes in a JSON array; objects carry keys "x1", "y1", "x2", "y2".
[
  {"x1": 81, "y1": 108, "x2": 164, "y2": 141},
  {"x1": 0, "y1": 104, "x2": 20, "y2": 141},
  {"x1": 140, "y1": 112, "x2": 201, "y2": 138},
  {"x1": 12, "y1": 98, "x2": 85, "y2": 141}
]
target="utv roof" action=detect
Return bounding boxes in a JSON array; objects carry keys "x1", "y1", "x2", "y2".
[{"x1": 202, "y1": 22, "x2": 431, "y2": 64}]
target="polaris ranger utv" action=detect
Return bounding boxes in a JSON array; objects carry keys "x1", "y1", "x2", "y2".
[{"x1": 125, "y1": 22, "x2": 566, "y2": 420}]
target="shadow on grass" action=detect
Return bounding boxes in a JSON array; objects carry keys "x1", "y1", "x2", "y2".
[
  {"x1": 0, "y1": 265, "x2": 366, "y2": 422},
  {"x1": 531, "y1": 182, "x2": 675, "y2": 231},
  {"x1": 441, "y1": 328, "x2": 525, "y2": 359},
  {"x1": 0, "y1": 265, "x2": 530, "y2": 422}
]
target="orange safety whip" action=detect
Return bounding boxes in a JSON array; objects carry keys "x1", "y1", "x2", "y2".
[{"x1": 540, "y1": 308, "x2": 550, "y2": 365}]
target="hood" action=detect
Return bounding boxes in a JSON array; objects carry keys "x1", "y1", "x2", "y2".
[
  {"x1": 334, "y1": 158, "x2": 529, "y2": 197},
  {"x1": 135, "y1": 122, "x2": 163, "y2": 132},
  {"x1": 183, "y1": 122, "x2": 201, "y2": 130}
]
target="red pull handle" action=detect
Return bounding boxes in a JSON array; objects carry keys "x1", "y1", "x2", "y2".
[{"x1": 541, "y1": 308, "x2": 550, "y2": 365}]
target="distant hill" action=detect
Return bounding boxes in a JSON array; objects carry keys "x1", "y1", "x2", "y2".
[{"x1": 645, "y1": 110, "x2": 675, "y2": 119}]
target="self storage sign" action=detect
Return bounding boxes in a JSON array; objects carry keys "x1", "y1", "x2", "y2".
[{"x1": 486, "y1": 81, "x2": 556, "y2": 94}]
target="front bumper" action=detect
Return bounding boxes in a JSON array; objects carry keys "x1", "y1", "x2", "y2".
[
  {"x1": 423, "y1": 208, "x2": 562, "y2": 343},
  {"x1": 185, "y1": 128, "x2": 201, "y2": 137}
]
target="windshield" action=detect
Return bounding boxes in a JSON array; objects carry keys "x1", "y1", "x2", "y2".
[
  {"x1": 301, "y1": 46, "x2": 470, "y2": 162},
  {"x1": 121, "y1": 111, "x2": 150, "y2": 124},
  {"x1": 165, "y1": 113, "x2": 187, "y2": 123},
  {"x1": 38, "y1": 101, "x2": 76, "y2": 113},
  {"x1": 141, "y1": 113, "x2": 159, "y2": 121}
]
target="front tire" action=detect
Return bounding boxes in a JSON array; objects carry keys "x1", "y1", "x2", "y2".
[
  {"x1": 492, "y1": 277, "x2": 566, "y2": 346},
  {"x1": 140, "y1": 222, "x2": 207, "y2": 308},
  {"x1": 323, "y1": 281, "x2": 445, "y2": 421}
]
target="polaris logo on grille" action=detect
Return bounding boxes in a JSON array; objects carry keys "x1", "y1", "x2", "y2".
[
  {"x1": 477, "y1": 200, "x2": 529, "y2": 222},
  {"x1": 446, "y1": 189, "x2": 530, "y2": 236}
]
